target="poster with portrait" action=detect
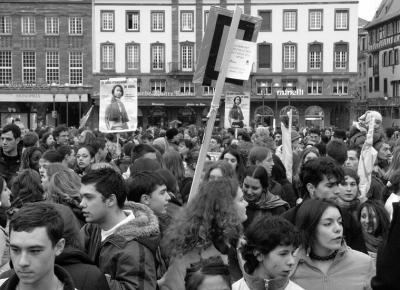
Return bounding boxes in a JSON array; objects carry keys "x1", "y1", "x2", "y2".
[
  {"x1": 99, "y1": 78, "x2": 138, "y2": 133},
  {"x1": 224, "y1": 93, "x2": 250, "y2": 129}
]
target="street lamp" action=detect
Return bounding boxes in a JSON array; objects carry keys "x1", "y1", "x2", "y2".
[
  {"x1": 273, "y1": 82, "x2": 281, "y2": 131},
  {"x1": 286, "y1": 82, "x2": 293, "y2": 107},
  {"x1": 259, "y1": 82, "x2": 268, "y2": 125}
]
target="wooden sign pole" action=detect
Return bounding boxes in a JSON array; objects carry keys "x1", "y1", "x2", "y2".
[{"x1": 188, "y1": 6, "x2": 242, "y2": 203}]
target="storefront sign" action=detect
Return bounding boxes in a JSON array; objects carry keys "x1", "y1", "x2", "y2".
[
  {"x1": 0, "y1": 93, "x2": 88, "y2": 102},
  {"x1": 276, "y1": 89, "x2": 304, "y2": 96}
]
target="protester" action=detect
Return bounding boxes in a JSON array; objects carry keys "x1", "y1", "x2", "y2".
[
  {"x1": 75, "y1": 145, "x2": 95, "y2": 176},
  {"x1": 0, "y1": 177, "x2": 11, "y2": 274},
  {"x1": 162, "y1": 149, "x2": 185, "y2": 190},
  {"x1": 53, "y1": 124, "x2": 70, "y2": 148},
  {"x1": 0, "y1": 124, "x2": 22, "y2": 185},
  {"x1": 242, "y1": 165, "x2": 289, "y2": 227},
  {"x1": 185, "y1": 259, "x2": 231, "y2": 290},
  {"x1": 19, "y1": 146, "x2": 43, "y2": 172},
  {"x1": 203, "y1": 160, "x2": 235, "y2": 182},
  {"x1": 337, "y1": 168, "x2": 361, "y2": 219},
  {"x1": 358, "y1": 200, "x2": 389, "y2": 259},
  {"x1": 233, "y1": 216, "x2": 303, "y2": 290},
  {"x1": 1, "y1": 202, "x2": 76, "y2": 290},
  {"x1": 39, "y1": 131, "x2": 55, "y2": 152},
  {"x1": 56, "y1": 145, "x2": 76, "y2": 169},
  {"x1": 159, "y1": 178, "x2": 247, "y2": 289},
  {"x1": 220, "y1": 147, "x2": 246, "y2": 183},
  {"x1": 291, "y1": 199, "x2": 375, "y2": 290},
  {"x1": 80, "y1": 167, "x2": 160, "y2": 290}
]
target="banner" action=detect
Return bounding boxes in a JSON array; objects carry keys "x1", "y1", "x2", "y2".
[
  {"x1": 99, "y1": 78, "x2": 138, "y2": 133},
  {"x1": 224, "y1": 93, "x2": 250, "y2": 129},
  {"x1": 79, "y1": 105, "x2": 94, "y2": 129}
]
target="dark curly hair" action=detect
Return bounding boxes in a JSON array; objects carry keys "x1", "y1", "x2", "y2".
[
  {"x1": 162, "y1": 178, "x2": 243, "y2": 257},
  {"x1": 240, "y1": 216, "x2": 299, "y2": 275}
]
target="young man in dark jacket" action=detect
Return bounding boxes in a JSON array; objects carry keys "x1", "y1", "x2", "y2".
[
  {"x1": 0, "y1": 202, "x2": 76, "y2": 290},
  {"x1": 80, "y1": 168, "x2": 160, "y2": 290},
  {"x1": 0, "y1": 124, "x2": 22, "y2": 185}
]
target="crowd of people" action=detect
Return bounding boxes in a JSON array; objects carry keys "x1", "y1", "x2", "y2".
[{"x1": 0, "y1": 109, "x2": 399, "y2": 289}]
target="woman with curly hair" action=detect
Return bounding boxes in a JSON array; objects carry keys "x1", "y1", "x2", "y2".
[
  {"x1": 159, "y1": 178, "x2": 248, "y2": 290},
  {"x1": 39, "y1": 131, "x2": 55, "y2": 152},
  {"x1": 19, "y1": 146, "x2": 43, "y2": 172},
  {"x1": 45, "y1": 163, "x2": 85, "y2": 225},
  {"x1": 220, "y1": 147, "x2": 246, "y2": 183},
  {"x1": 233, "y1": 216, "x2": 303, "y2": 290}
]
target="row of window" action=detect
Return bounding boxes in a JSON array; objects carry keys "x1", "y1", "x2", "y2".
[
  {"x1": 101, "y1": 42, "x2": 194, "y2": 72},
  {"x1": 0, "y1": 51, "x2": 83, "y2": 85},
  {"x1": 259, "y1": 9, "x2": 349, "y2": 31},
  {"x1": 0, "y1": 16, "x2": 83, "y2": 35},
  {"x1": 255, "y1": 79, "x2": 349, "y2": 95},
  {"x1": 369, "y1": 76, "x2": 399, "y2": 97},
  {"x1": 382, "y1": 49, "x2": 400, "y2": 67},
  {"x1": 98, "y1": 8, "x2": 351, "y2": 33},
  {"x1": 258, "y1": 42, "x2": 349, "y2": 70},
  {"x1": 368, "y1": 19, "x2": 400, "y2": 45}
]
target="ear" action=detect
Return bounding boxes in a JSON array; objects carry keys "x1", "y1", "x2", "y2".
[
  {"x1": 140, "y1": 194, "x2": 150, "y2": 206},
  {"x1": 306, "y1": 183, "x2": 316, "y2": 198},
  {"x1": 106, "y1": 194, "x2": 117, "y2": 207},
  {"x1": 55, "y1": 238, "x2": 65, "y2": 256}
]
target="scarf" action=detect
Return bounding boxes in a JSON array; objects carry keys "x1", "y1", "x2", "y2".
[{"x1": 362, "y1": 229, "x2": 383, "y2": 254}]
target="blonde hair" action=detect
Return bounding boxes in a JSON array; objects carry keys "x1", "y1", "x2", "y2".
[{"x1": 46, "y1": 163, "x2": 81, "y2": 203}]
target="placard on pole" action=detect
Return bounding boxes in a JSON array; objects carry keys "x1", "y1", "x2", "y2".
[{"x1": 188, "y1": 6, "x2": 261, "y2": 202}]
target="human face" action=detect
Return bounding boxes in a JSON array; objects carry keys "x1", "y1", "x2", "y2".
[
  {"x1": 113, "y1": 86, "x2": 123, "y2": 98},
  {"x1": 304, "y1": 152, "x2": 318, "y2": 163},
  {"x1": 233, "y1": 187, "x2": 248, "y2": 222},
  {"x1": 309, "y1": 133, "x2": 320, "y2": 144},
  {"x1": 378, "y1": 143, "x2": 392, "y2": 161},
  {"x1": 292, "y1": 139, "x2": 300, "y2": 151},
  {"x1": 260, "y1": 152, "x2": 274, "y2": 176},
  {"x1": 260, "y1": 245, "x2": 295, "y2": 280},
  {"x1": 66, "y1": 149, "x2": 76, "y2": 168},
  {"x1": 45, "y1": 135, "x2": 54, "y2": 147},
  {"x1": 274, "y1": 134, "x2": 282, "y2": 143},
  {"x1": 243, "y1": 176, "x2": 263, "y2": 203},
  {"x1": 345, "y1": 150, "x2": 359, "y2": 171},
  {"x1": 1, "y1": 131, "x2": 19, "y2": 155},
  {"x1": 56, "y1": 131, "x2": 69, "y2": 146},
  {"x1": 39, "y1": 159, "x2": 50, "y2": 187},
  {"x1": 324, "y1": 130, "x2": 331, "y2": 137},
  {"x1": 338, "y1": 176, "x2": 358, "y2": 202},
  {"x1": 360, "y1": 206, "x2": 378, "y2": 234},
  {"x1": 313, "y1": 207, "x2": 343, "y2": 256},
  {"x1": 145, "y1": 184, "x2": 170, "y2": 215},
  {"x1": 76, "y1": 148, "x2": 94, "y2": 170},
  {"x1": 197, "y1": 275, "x2": 230, "y2": 290},
  {"x1": 1, "y1": 181, "x2": 11, "y2": 208},
  {"x1": 209, "y1": 168, "x2": 223, "y2": 181},
  {"x1": 308, "y1": 175, "x2": 340, "y2": 202},
  {"x1": 10, "y1": 227, "x2": 64, "y2": 288},
  {"x1": 29, "y1": 150, "x2": 42, "y2": 172},
  {"x1": 234, "y1": 97, "x2": 241, "y2": 105},
  {"x1": 78, "y1": 132, "x2": 86, "y2": 145},
  {"x1": 79, "y1": 183, "x2": 108, "y2": 225},
  {"x1": 223, "y1": 153, "x2": 238, "y2": 171},
  {"x1": 178, "y1": 142, "x2": 189, "y2": 156}
]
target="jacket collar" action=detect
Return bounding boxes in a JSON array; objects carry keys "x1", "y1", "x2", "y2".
[
  {"x1": 294, "y1": 242, "x2": 348, "y2": 267},
  {"x1": 103, "y1": 201, "x2": 160, "y2": 252}
]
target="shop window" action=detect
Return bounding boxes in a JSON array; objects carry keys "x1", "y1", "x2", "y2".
[
  {"x1": 256, "y1": 80, "x2": 272, "y2": 95},
  {"x1": 333, "y1": 80, "x2": 348, "y2": 95},
  {"x1": 307, "y1": 80, "x2": 323, "y2": 95}
]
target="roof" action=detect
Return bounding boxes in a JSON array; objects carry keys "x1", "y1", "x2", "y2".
[
  {"x1": 365, "y1": 0, "x2": 400, "y2": 29},
  {"x1": 358, "y1": 17, "x2": 369, "y2": 28}
]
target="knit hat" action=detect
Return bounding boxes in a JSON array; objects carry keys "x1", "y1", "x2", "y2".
[{"x1": 291, "y1": 131, "x2": 301, "y2": 142}]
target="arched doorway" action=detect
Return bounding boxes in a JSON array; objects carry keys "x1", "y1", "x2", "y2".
[
  {"x1": 148, "y1": 107, "x2": 166, "y2": 127},
  {"x1": 254, "y1": 105, "x2": 274, "y2": 127},
  {"x1": 279, "y1": 105, "x2": 299, "y2": 126},
  {"x1": 305, "y1": 105, "x2": 324, "y2": 129},
  {"x1": 178, "y1": 107, "x2": 196, "y2": 125}
]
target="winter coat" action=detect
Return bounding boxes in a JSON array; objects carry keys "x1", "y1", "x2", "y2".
[
  {"x1": 0, "y1": 148, "x2": 21, "y2": 186},
  {"x1": 291, "y1": 244, "x2": 375, "y2": 290},
  {"x1": 0, "y1": 265, "x2": 77, "y2": 290},
  {"x1": 80, "y1": 201, "x2": 160, "y2": 290},
  {"x1": 56, "y1": 247, "x2": 110, "y2": 290},
  {"x1": 371, "y1": 202, "x2": 400, "y2": 289}
]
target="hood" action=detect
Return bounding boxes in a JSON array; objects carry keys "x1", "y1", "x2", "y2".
[
  {"x1": 56, "y1": 247, "x2": 95, "y2": 266},
  {"x1": 113, "y1": 201, "x2": 160, "y2": 252},
  {"x1": 250, "y1": 191, "x2": 289, "y2": 210}
]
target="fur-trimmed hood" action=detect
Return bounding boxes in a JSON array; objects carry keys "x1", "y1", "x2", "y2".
[{"x1": 110, "y1": 201, "x2": 160, "y2": 253}]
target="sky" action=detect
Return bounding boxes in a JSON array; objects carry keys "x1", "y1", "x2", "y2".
[{"x1": 358, "y1": 0, "x2": 383, "y2": 21}]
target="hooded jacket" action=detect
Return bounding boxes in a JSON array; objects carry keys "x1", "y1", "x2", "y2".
[
  {"x1": 80, "y1": 201, "x2": 160, "y2": 290},
  {"x1": 245, "y1": 191, "x2": 289, "y2": 228},
  {"x1": 0, "y1": 265, "x2": 77, "y2": 290}
]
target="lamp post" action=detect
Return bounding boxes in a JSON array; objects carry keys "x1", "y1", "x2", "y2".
[
  {"x1": 259, "y1": 82, "x2": 268, "y2": 126},
  {"x1": 286, "y1": 82, "x2": 293, "y2": 107},
  {"x1": 273, "y1": 82, "x2": 281, "y2": 131},
  {"x1": 50, "y1": 83, "x2": 58, "y2": 126}
]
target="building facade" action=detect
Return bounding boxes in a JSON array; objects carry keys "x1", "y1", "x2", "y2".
[
  {"x1": 364, "y1": 0, "x2": 400, "y2": 127},
  {"x1": 92, "y1": 0, "x2": 358, "y2": 129},
  {"x1": 0, "y1": 0, "x2": 93, "y2": 130}
]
